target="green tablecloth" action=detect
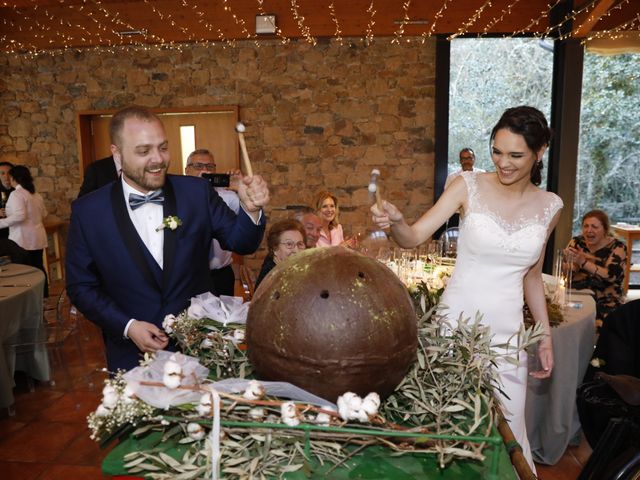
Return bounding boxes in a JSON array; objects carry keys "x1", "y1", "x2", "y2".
[{"x1": 103, "y1": 430, "x2": 517, "y2": 479}]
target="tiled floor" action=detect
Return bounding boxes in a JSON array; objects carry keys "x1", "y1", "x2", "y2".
[{"x1": 0, "y1": 281, "x2": 594, "y2": 479}]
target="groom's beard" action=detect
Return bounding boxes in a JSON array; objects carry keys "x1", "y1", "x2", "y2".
[{"x1": 121, "y1": 161, "x2": 168, "y2": 193}]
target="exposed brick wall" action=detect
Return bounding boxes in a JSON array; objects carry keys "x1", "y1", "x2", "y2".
[{"x1": 0, "y1": 38, "x2": 436, "y2": 273}]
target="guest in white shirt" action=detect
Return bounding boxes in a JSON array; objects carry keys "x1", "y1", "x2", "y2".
[
  {"x1": 444, "y1": 148, "x2": 485, "y2": 189},
  {"x1": 185, "y1": 149, "x2": 240, "y2": 296},
  {"x1": 0, "y1": 165, "x2": 48, "y2": 296}
]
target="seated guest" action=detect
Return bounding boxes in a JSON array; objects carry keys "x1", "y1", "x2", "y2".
[
  {"x1": 0, "y1": 165, "x2": 48, "y2": 296},
  {"x1": 255, "y1": 219, "x2": 306, "y2": 289},
  {"x1": 315, "y1": 190, "x2": 353, "y2": 247},
  {"x1": 293, "y1": 206, "x2": 322, "y2": 248},
  {"x1": 565, "y1": 209, "x2": 627, "y2": 327},
  {"x1": 0, "y1": 238, "x2": 30, "y2": 264}
]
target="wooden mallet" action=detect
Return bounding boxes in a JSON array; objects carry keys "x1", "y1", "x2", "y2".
[
  {"x1": 368, "y1": 168, "x2": 383, "y2": 210},
  {"x1": 235, "y1": 122, "x2": 254, "y2": 177}
]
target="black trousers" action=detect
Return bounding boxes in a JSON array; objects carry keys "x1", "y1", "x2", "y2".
[{"x1": 209, "y1": 264, "x2": 235, "y2": 297}]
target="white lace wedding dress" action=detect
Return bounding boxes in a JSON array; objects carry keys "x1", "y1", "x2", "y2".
[{"x1": 440, "y1": 171, "x2": 563, "y2": 472}]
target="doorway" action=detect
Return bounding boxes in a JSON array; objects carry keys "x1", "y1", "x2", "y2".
[{"x1": 77, "y1": 107, "x2": 239, "y2": 177}]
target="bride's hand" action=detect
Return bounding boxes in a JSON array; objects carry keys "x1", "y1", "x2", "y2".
[
  {"x1": 530, "y1": 335, "x2": 553, "y2": 379},
  {"x1": 371, "y1": 200, "x2": 403, "y2": 229}
]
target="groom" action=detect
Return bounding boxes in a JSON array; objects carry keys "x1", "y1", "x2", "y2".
[{"x1": 66, "y1": 106, "x2": 269, "y2": 371}]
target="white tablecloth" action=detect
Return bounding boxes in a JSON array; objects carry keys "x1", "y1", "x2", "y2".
[
  {"x1": 0, "y1": 263, "x2": 50, "y2": 408},
  {"x1": 525, "y1": 289, "x2": 597, "y2": 465}
]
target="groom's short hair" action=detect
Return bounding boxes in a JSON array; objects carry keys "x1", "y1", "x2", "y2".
[{"x1": 109, "y1": 106, "x2": 161, "y2": 149}]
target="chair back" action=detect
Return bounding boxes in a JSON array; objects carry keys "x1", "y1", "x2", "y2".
[
  {"x1": 54, "y1": 288, "x2": 78, "y2": 344},
  {"x1": 239, "y1": 265, "x2": 255, "y2": 300},
  {"x1": 440, "y1": 227, "x2": 460, "y2": 257}
]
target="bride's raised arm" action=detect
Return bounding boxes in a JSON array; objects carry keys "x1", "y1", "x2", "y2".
[{"x1": 371, "y1": 174, "x2": 467, "y2": 248}]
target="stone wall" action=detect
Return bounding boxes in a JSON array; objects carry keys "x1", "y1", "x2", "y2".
[{"x1": 0, "y1": 38, "x2": 436, "y2": 272}]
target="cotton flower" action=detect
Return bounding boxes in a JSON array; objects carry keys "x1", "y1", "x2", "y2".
[
  {"x1": 281, "y1": 401, "x2": 300, "y2": 427},
  {"x1": 162, "y1": 360, "x2": 182, "y2": 389},
  {"x1": 122, "y1": 382, "x2": 137, "y2": 403},
  {"x1": 243, "y1": 380, "x2": 265, "y2": 400},
  {"x1": 314, "y1": 405, "x2": 336, "y2": 426},
  {"x1": 362, "y1": 392, "x2": 380, "y2": 416},
  {"x1": 187, "y1": 422, "x2": 206, "y2": 440},
  {"x1": 200, "y1": 337, "x2": 214, "y2": 349},
  {"x1": 196, "y1": 393, "x2": 213, "y2": 417},
  {"x1": 337, "y1": 392, "x2": 376, "y2": 423},
  {"x1": 102, "y1": 385, "x2": 119, "y2": 409},
  {"x1": 248, "y1": 407, "x2": 265, "y2": 420},
  {"x1": 337, "y1": 392, "x2": 361, "y2": 421},
  {"x1": 163, "y1": 314, "x2": 176, "y2": 333},
  {"x1": 233, "y1": 329, "x2": 245, "y2": 342}
]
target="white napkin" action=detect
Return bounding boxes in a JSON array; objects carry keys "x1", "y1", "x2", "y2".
[
  {"x1": 124, "y1": 350, "x2": 209, "y2": 409},
  {"x1": 187, "y1": 292, "x2": 249, "y2": 325}
]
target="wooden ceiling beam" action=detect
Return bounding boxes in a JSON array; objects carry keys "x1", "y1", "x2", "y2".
[{"x1": 572, "y1": 0, "x2": 616, "y2": 37}]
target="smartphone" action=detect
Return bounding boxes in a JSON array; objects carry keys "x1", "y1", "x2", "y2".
[{"x1": 202, "y1": 173, "x2": 230, "y2": 188}]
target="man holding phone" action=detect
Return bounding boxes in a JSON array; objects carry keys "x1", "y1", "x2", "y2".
[{"x1": 185, "y1": 149, "x2": 239, "y2": 296}]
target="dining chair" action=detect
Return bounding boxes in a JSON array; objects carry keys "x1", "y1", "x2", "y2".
[
  {"x1": 239, "y1": 265, "x2": 255, "y2": 301},
  {"x1": 439, "y1": 227, "x2": 459, "y2": 257},
  {"x1": 3, "y1": 287, "x2": 92, "y2": 391}
]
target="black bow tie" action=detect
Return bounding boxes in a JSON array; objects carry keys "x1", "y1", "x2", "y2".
[{"x1": 128, "y1": 190, "x2": 164, "y2": 210}]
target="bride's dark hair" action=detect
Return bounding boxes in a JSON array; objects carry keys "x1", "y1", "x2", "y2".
[{"x1": 490, "y1": 106, "x2": 553, "y2": 186}]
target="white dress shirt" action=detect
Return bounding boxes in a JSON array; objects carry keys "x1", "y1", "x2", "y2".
[
  {"x1": 209, "y1": 188, "x2": 240, "y2": 270},
  {"x1": 121, "y1": 178, "x2": 164, "y2": 337},
  {"x1": 121, "y1": 178, "x2": 164, "y2": 268}
]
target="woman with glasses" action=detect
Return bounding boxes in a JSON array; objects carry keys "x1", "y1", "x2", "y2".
[{"x1": 255, "y1": 219, "x2": 307, "y2": 289}]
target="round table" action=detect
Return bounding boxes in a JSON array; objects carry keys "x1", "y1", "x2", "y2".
[
  {"x1": 525, "y1": 287, "x2": 597, "y2": 465},
  {"x1": 0, "y1": 263, "x2": 50, "y2": 409}
]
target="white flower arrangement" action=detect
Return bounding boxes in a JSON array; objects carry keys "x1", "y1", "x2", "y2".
[{"x1": 155, "y1": 215, "x2": 182, "y2": 232}]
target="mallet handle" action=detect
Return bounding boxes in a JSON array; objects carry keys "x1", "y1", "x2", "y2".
[{"x1": 237, "y1": 132, "x2": 254, "y2": 177}]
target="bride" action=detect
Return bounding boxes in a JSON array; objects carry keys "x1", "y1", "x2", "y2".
[{"x1": 371, "y1": 105, "x2": 563, "y2": 472}]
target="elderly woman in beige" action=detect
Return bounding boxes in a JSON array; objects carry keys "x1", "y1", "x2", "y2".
[{"x1": 0, "y1": 165, "x2": 48, "y2": 296}]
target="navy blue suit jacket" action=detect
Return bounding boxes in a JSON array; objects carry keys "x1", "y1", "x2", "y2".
[{"x1": 66, "y1": 175, "x2": 265, "y2": 371}]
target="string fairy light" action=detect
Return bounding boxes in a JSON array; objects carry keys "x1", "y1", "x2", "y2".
[
  {"x1": 289, "y1": 0, "x2": 316, "y2": 46},
  {"x1": 141, "y1": 0, "x2": 197, "y2": 44},
  {"x1": 510, "y1": 0, "x2": 563, "y2": 37},
  {"x1": 364, "y1": 0, "x2": 376, "y2": 46},
  {"x1": 391, "y1": 0, "x2": 411, "y2": 45},
  {"x1": 582, "y1": 11, "x2": 640, "y2": 44},
  {"x1": 257, "y1": 0, "x2": 290, "y2": 44},
  {"x1": 422, "y1": 0, "x2": 452, "y2": 43},
  {"x1": 177, "y1": 0, "x2": 236, "y2": 49},
  {"x1": 1, "y1": 0, "x2": 638, "y2": 56},
  {"x1": 479, "y1": 0, "x2": 522, "y2": 36},
  {"x1": 221, "y1": 0, "x2": 256, "y2": 46},
  {"x1": 328, "y1": 1, "x2": 343, "y2": 45},
  {"x1": 448, "y1": 0, "x2": 493, "y2": 40}
]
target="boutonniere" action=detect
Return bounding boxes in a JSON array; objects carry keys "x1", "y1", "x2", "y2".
[{"x1": 156, "y1": 215, "x2": 182, "y2": 232}]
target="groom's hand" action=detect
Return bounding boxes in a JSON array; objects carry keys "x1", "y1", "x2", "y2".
[{"x1": 128, "y1": 320, "x2": 169, "y2": 353}]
